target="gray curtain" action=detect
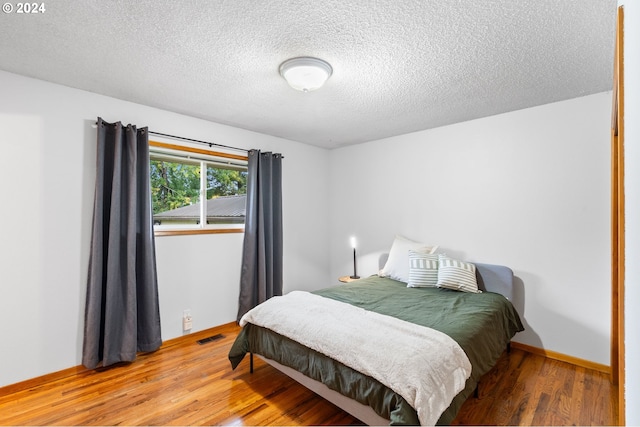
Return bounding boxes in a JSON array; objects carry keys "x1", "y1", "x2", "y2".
[
  {"x1": 82, "y1": 117, "x2": 162, "y2": 369},
  {"x1": 237, "y1": 150, "x2": 283, "y2": 321}
]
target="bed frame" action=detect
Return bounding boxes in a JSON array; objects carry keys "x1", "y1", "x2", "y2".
[{"x1": 254, "y1": 262, "x2": 516, "y2": 425}]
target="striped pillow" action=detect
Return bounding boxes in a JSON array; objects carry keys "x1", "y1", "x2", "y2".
[
  {"x1": 436, "y1": 255, "x2": 481, "y2": 293},
  {"x1": 407, "y1": 251, "x2": 440, "y2": 288},
  {"x1": 379, "y1": 235, "x2": 438, "y2": 283}
]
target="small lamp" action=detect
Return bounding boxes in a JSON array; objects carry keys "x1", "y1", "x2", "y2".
[{"x1": 350, "y1": 236, "x2": 360, "y2": 279}]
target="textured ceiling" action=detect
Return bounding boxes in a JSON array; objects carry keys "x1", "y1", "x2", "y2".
[{"x1": 0, "y1": 0, "x2": 617, "y2": 149}]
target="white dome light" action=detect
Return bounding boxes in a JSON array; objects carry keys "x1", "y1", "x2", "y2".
[{"x1": 279, "y1": 57, "x2": 332, "y2": 92}]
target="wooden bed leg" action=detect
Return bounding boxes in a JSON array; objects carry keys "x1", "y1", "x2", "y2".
[
  {"x1": 250, "y1": 352, "x2": 254, "y2": 374},
  {"x1": 507, "y1": 342, "x2": 511, "y2": 353},
  {"x1": 474, "y1": 383, "x2": 479, "y2": 399}
]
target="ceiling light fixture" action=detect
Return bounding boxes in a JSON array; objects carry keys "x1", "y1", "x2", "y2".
[{"x1": 279, "y1": 57, "x2": 333, "y2": 92}]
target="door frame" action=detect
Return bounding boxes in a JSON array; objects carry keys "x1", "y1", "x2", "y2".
[{"x1": 610, "y1": 5, "x2": 625, "y2": 425}]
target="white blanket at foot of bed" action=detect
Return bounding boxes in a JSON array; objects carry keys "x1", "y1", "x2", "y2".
[{"x1": 240, "y1": 291, "x2": 472, "y2": 426}]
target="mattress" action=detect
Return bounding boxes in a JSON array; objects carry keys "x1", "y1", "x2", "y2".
[{"x1": 229, "y1": 275, "x2": 524, "y2": 425}]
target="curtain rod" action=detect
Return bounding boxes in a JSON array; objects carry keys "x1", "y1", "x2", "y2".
[
  {"x1": 94, "y1": 121, "x2": 284, "y2": 157},
  {"x1": 93, "y1": 121, "x2": 248, "y2": 153},
  {"x1": 148, "y1": 131, "x2": 249, "y2": 154}
]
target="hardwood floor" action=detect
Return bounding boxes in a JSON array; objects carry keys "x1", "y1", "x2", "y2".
[
  {"x1": 452, "y1": 346, "x2": 617, "y2": 426},
  {"x1": 0, "y1": 323, "x2": 617, "y2": 426}
]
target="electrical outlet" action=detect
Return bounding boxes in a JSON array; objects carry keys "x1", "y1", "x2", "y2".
[{"x1": 182, "y1": 309, "x2": 192, "y2": 331}]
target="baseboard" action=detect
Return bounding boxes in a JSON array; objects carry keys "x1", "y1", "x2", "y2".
[
  {"x1": 511, "y1": 341, "x2": 610, "y2": 374},
  {"x1": 161, "y1": 322, "x2": 238, "y2": 349},
  {"x1": 0, "y1": 364, "x2": 90, "y2": 397},
  {"x1": 0, "y1": 322, "x2": 238, "y2": 397}
]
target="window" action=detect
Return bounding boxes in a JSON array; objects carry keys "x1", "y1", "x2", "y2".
[{"x1": 149, "y1": 141, "x2": 248, "y2": 236}]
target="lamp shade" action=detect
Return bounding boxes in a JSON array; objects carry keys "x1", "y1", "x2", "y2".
[{"x1": 279, "y1": 57, "x2": 332, "y2": 92}]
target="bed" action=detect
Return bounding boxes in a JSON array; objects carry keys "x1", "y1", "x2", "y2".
[{"x1": 229, "y1": 257, "x2": 524, "y2": 425}]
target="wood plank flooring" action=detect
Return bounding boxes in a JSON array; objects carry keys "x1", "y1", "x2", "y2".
[{"x1": 0, "y1": 323, "x2": 617, "y2": 426}]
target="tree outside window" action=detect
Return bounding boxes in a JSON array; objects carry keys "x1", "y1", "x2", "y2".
[{"x1": 149, "y1": 144, "x2": 248, "y2": 231}]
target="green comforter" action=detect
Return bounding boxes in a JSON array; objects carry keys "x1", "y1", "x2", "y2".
[{"x1": 229, "y1": 276, "x2": 524, "y2": 425}]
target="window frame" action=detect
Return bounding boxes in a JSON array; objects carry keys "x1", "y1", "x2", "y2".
[{"x1": 149, "y1": 140, "x2": 248, "y2": 237}]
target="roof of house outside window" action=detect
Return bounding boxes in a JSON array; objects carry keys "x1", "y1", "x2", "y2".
[{"x1": 153, "y1": 194, "x2": 246, "y2": 222}]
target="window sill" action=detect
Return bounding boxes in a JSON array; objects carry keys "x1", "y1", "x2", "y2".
[{"x1": 154, "y1": 228, "x2": 244, "y2": 237}]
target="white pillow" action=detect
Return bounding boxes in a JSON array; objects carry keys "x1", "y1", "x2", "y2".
[
  {"x1": 379, "y1": 235, "x2": 438, "y2": 283},
  {"x1": 436, "y1": 254, "x2": 481, "y2": 293},
  {"x1": 407, "y1": 251, "x2": 439, "y2": 288}
]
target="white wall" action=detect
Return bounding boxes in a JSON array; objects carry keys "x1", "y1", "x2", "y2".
[
  {"x1": 329, "y1": 93, "x2": 611, "y2": 365},
  {"x1": 0, "y1": 70, "x2": 331, "y2": 387},
  {"x1": 619, "y1": 1, "x2": 640, "y2": 424}
]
